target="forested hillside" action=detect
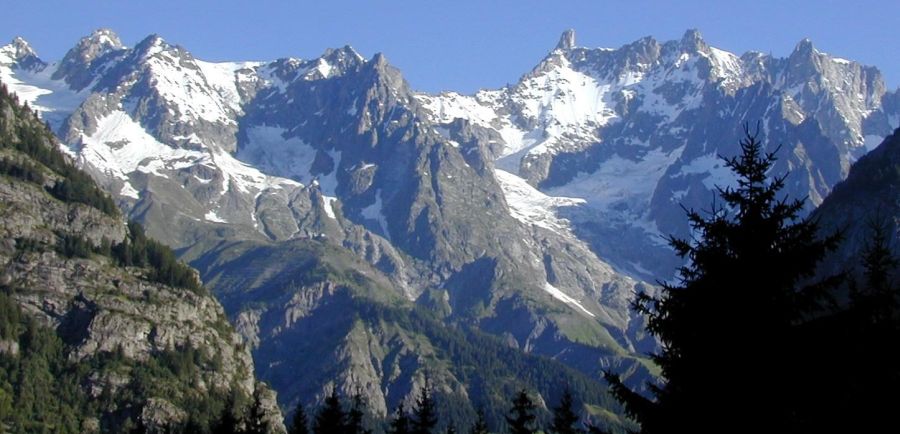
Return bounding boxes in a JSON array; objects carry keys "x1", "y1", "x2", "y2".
[{"x1": 0, "y1": 82, "x2": 283, "y2": 433}]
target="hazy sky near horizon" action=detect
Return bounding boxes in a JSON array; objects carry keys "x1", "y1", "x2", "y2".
[{"x1": 2, "y1": 0, "x2": 898, "y2": 94}]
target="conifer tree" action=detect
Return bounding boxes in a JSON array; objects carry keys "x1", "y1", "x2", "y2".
[
  {"x1": 211, "y1": 392, "x2": 243, "y2": 434},
  {"x1": 469, "y1": 407, "x2": 489, "y2": 434},
  {"x1": 843, "y1": 221, "x2": 900, "y2": 432},
  {"x1": 549, "y1": 389, "x2": 581, "y2": 434},
  {"x1": 288, "y1": 402, "x2": 309, "y2": 434},
  {"x1": 411, "y1": 377, "x2": 438, "y2": 434},
  {"x1": 855, "y1": 220, "x2": 898, "y2": 324},
  {"x1": 245, "y1": 389, "x2": 271, "y2": 434},
  {"x1": 313, "y1": 388, "x2": 347, "y2": 434},
  {"x1": 389, "y1": 404, "x2": 411, "y2": 434},
  {"x1": 346, "y1": 392, "x2": 371, "y2": 434},
  {"x1": 505, "y1": 389, "x2": 537, "y2": 434},
  {"x1": 605, "y1": 126, "x2": 841, "y2": 433}
]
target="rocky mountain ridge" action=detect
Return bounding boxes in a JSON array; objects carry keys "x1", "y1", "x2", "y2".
[{"x1": 419, "y1": 29, "x2": 900, "y2": 279}]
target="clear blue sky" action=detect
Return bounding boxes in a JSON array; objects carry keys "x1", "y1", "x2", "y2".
[{"x1": 3, "y1": 0, "x2": 898, "y2": 94}]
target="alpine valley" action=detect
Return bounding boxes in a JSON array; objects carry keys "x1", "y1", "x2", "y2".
[{"x1": 2, "y1": 27, "x2": 898, "y2": 431}]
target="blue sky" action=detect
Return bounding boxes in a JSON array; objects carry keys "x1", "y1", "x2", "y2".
[{"x1": 2, "y1": 0, "x2": 898, "y2": 94}]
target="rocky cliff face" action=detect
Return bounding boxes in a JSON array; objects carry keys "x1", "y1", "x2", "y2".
[{"x1": 0, "y1": 83, "x2": 283, "y2": 433}]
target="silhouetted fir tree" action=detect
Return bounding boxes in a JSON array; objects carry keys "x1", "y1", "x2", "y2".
[
  {"x1": 505, "y1": 389, "x2": 537, "y2": 434},
  {"x1": 212, "y1": 393, "x2": 243, "y2": 434},
  {"x1": 411, "y1": 378, "x2": 438, "y2": 434},
  {"x1": 550, "y1": 389, "x2": 581, "y2": 434},
  {"x1": 288, "y1": 403, "x2": 310, "y2": 434},
  {"x1": 605, "y1": 126, "x2": 841, "y2": 433},
  {"x1": 313, "y1": 388, "x2": 347, "y2": 434},
  {"x1": 855, "y1": 220, "x2": 898, "y2": 324},
  {"x1": 842, "y1": 221, "x2": 900, "y2": 432},
  {"x1": 245, "y1": 389, "x2": 271, "y2": 434},
  {"x1": 346, "y1": 392, "x2": 371, "y2": 434},
  {"x1": 469, "y1": 407, "x2": 489, "y2": 434},
  {"x1": 388, "y1": 404, "x2": 411, "y2": 434},
  {"x1": 791, "y1": 220, "x2": 900, "y2": 433}
]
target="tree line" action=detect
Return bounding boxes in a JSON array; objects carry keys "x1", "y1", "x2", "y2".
[
  {"x1": 49, "y1": 220, "x2": 203, "y2": 294},
  {"x1": 279, "y1": 379, "x2": 601, "y2": 434}
]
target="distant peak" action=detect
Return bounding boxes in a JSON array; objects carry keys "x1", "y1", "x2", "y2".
[
  {"x1": 133, "y1": 34, "x2": 169, "y2": 56},
  {"x1": 144, "y1": 34, "x2": 165, "y2": 46},
  {"x1": 51, "y1": 29, "x2": 123, "y2": 85},
  {"x1": 680, "y1": 28, "x2": 707, "y2": 52},
  {"x1": 11, "y1": 36, "x2": 32, "y2": 50},
  {"x1": 322, "y1": 45, "x2": 363, "y2": 62},
  {"x1": 371, "y1": 52, "x2": 388, "y2": 68},
  {"x1": 793, "y1": 37, "x2": 816, "y2": 55},
  {"x1": 2, "y1": 37, "x2": 43, "y2": 68},
  {"x1": 66, "y1": 28, "x2": 123, "y2": 61},
  {"x1": 6, "y1": 37, "x2": 37, "y2": 57},
  {"x1": 556, "y1": 29, "x2": 576, "y2": 51},
  {"x1": 85, "y1": 28, "x2": 123, "y2": 49}
]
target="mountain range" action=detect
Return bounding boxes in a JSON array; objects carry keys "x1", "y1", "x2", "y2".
[{"x1": 2, "y1": 27, "x2": 897, "y2": 429}]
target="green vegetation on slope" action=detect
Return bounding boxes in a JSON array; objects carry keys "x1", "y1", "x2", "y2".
[
  {"x1": 0, "y1": 289, "x2": 249, "y2": 433},
  {"x1": 0, "y1": 84, "x2": 117, "y2": 216},
  {"x1": 0, "y1": 81, "x2": 276, "y2": 432}
]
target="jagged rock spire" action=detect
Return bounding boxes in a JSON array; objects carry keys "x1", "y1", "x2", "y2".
[
  {"x1": 556, "y1": 29, "x2": 576, "y2": 51},
  {"x1": 793, "y1": 37, "x2": 816, "y2": 56},
  {"x1": 680, "y1": 28, "x2": 707, "y2": 52}
]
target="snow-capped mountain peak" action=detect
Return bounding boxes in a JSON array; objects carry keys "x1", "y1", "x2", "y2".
[
  {"x1": 52, "y1": 30, "x2": 125, "y2": 91},
  {"x1": 0, "y1": 37, "x2": 45, "y2": 70},
  {"x1": 2, "y1": 37, "x2": 37, "y2": 60},
  {"x1": 69, "y1": 28, "x2": 124, "y2": 61},
  {"x1": 416, "y1": 28, "x2": 900, "y2": 280}
]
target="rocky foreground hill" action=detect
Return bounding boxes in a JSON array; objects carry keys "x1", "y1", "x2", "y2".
[{"x1": 0, "y1": 83, "x2": 283, "y2": 433}]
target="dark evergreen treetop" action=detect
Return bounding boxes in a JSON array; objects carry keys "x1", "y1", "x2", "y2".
[
  {"x1": 606, "y1": 126, "x2": 841, "y2": 433},
  {"x1": 389, "y1": 404, "x2": 411, "y2": 434},
  {"x1": 412, "y1": 375, "x2": 438, "y2": 434},
  {"x1": 313, "y1": 388, "x2": 347, "y2": 434},
  {"x1": 855, "y1": 220, "x2": 898, "y2": 324},
  {"x1": 245, "y1": 389, "x2": 271, "y2": 434},
  {"x1": 505, "y1": 389, "x2": 537, "y2": 434},
  {"x1": 288, "y1": 402, "x2": 310, "y2": 434},
  {"x1": 469, "y1": 407, "x2": 489, "y2": 434},
  {"x1": 412, "y1": 377, "x2": 438, "y2": 434},
  {"x1": 211, "y1": 392, "x2": 244, "y2": 434},
  {"x1": 549, "y1": 389, "x2": 581, "y2": 434},
  {"x1": 346, "y1": 391, "x2": 371, "y2": 434}
]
